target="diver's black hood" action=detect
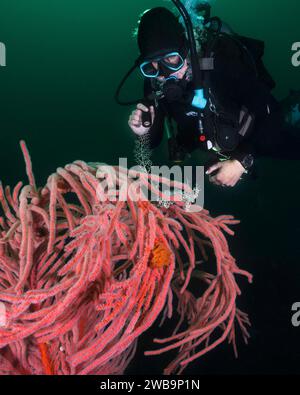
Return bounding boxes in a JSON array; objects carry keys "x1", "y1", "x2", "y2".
[{"x1": 137, "y1": 7, "x2": 189, "y2": 61}]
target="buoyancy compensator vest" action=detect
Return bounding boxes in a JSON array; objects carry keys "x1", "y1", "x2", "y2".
[{"x1": 196, "y1": 26, "x2": 276, "y2": 153}]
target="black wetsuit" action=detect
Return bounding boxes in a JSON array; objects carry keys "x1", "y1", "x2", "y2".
[{"x1": 144, "y1": 39, "x2": 300, "y2": 164}]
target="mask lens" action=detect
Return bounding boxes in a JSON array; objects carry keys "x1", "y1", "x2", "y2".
[
  {"x1": 162, "y1": 53, "x2": 184, "y2": 70},
  {"x1": 140, "y1": 61, "x2": 158, "y2": 78}
]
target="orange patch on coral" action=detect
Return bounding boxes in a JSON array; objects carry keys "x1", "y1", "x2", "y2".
[
  {"x1": 38, "y1": 343, "x2": 54, "y2": 375},
  {"x1": 149, "y1": 239, "x2": 172, "y2": 269}
]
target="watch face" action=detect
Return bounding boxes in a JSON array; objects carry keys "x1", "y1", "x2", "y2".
[{"x1": 243, "y1": 154, "x2": 254, "y2": 169}]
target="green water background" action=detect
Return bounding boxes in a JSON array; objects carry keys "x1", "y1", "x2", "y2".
[{"x1": 0, "y1": 0, "x2": 300, "y2": 374}]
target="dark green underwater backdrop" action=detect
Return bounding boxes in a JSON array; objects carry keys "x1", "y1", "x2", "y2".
[{"x1": 0, "y1": 0, "x2": 300, "y2": 374}]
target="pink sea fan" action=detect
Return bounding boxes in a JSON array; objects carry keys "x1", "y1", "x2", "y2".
[{"x1": 0, "y1": 141, "x2": 252, "y2": 375}]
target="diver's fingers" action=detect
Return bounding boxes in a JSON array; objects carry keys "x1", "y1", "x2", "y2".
[
  {"x1": 210, "y1": 176, "x2": 221, "y2": 185},
  {"x1": 131, "y1": 122, "x2": 140, "y2": 128},
  {"x1": 137, "y1": 103, "x2": 150, "y2": 112},
  {"x1": 206, "y1": 162, "x2": 223, "y2": 175},
  {"x1": 129, "y1": 112, "x2": 142, "y2": 125},
  {"x1": 132, "y1": 110, "x2": 143, "y2": 122},
  {"x1": 128, "y1": 114, "x2": 140, "y2": 127},
  {"x1": 131, "y1": 120, "x2": 142, "y2": 128},
  {"x1": 130, "y1": 109, "x2": 142, "y2": 120}
]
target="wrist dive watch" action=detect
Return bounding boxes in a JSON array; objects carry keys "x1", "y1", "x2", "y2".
[{"x1": 239, "y1": 154, "x2": 254, "y2": 172}]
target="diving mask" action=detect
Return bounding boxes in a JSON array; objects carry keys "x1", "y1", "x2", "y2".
[{"x1": 140, "y1": 52, "x2": 185, "y2": 78}]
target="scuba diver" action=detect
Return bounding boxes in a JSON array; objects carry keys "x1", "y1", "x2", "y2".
[{"x1": 116, "y1": 2, "x2": 300, "y2": 187}]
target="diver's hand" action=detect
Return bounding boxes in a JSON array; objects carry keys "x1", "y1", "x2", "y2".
[
  {"x1": 128, "y1": 103, "x2": 155, "y2": 136},
  {"x1": 206, "y1": 160, "x2": 246, "y2": 187}
]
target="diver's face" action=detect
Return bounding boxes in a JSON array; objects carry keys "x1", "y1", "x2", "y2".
[
  {"x1": 152, "y1": 53, "x2": 182, "y2": 70},
  {"x1": 153, "y1": 58, "x2": 189, "y2": 81}
]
